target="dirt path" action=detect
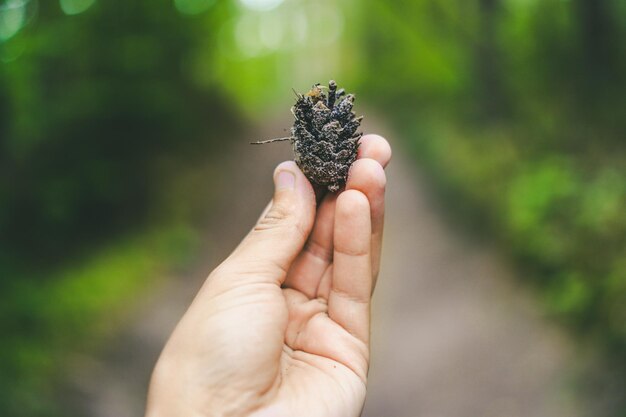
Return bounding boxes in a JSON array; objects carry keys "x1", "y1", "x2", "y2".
[{"x1": 67, "y1": 121, "x2": 583, "y2": 417}]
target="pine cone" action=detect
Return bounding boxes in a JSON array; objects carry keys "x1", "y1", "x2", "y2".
[
  {"x1": 252, "y1": 80, "x2": 363, "y2": 193},
  {"x1": 291, "y1": 80, "x2": 363, "y2": 192}
]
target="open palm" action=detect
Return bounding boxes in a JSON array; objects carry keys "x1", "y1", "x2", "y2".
[{"x1": 146, "y1": 135, "x2": 390, "y2": 417}]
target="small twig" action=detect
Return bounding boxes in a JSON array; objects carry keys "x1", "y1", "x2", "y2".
[{"x1": 250, "y1": 137, "x2": 292, "y2": 145}]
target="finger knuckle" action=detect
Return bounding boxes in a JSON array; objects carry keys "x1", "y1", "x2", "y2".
[{"x1": 254, "y1": 201, "x2": 294, "y2": 232}]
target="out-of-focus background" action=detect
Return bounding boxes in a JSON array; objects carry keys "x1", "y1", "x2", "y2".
[{"x1": 0, "y1": 0, "x2": 624, "y2": 416}]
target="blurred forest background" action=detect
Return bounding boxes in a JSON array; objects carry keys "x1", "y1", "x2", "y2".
[{"x1": 0, "y1": 0, "x2": 624, "y2": 416}]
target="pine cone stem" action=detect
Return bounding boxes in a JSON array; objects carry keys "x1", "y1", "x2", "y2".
[{"x1": 250, "y1": 137, "x2": 292, "y2": 145}]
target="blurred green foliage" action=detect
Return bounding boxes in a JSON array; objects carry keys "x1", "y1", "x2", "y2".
[
  {"x1": 0, "y1": 0, "x2": 625, "y2": 415},
  {"x1": 0, "y1": 0, "x2": 242, "y2": 263},
  {"x1": 0, "y1": 0, "x2": 242, "y2": 415},
  {"x1": 360, "y1": 0, "x2": 625, "y2": 382}
]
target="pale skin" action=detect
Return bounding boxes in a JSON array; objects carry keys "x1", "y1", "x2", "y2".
[{"x1": 145, "y1": 134, "x2": 392, "y2": 417}]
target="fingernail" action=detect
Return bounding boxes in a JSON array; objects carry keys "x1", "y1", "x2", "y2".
[{"x1": 275, "y1": 170, "x2": 296, "y2": 190}]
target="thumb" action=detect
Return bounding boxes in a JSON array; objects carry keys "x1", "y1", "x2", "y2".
[{"x1": 224, "y1": 161, "x2": 316, "y2": 285}]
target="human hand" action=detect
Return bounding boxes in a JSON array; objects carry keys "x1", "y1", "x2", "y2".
[{"x1": 145, "y1": 134, "x2": 391, "y2": 417}]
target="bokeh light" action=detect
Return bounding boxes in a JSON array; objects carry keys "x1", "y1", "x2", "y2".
[
  {"x1": 0, "y1": 0, "x2": 28, "y2": 41},
  {"x1": 210, "y1": 0, "x2": 349, "y2": 115},
  {"x1": 59, "y1": 0, "x2": 96, "y2": 15},
  {"x1": 239, "y1": 0, "x2": 284, "y2": 12}
]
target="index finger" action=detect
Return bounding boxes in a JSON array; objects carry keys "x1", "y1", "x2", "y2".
[{"x1": 358, "y1": 134, "x2": 392, "y2": 168}]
